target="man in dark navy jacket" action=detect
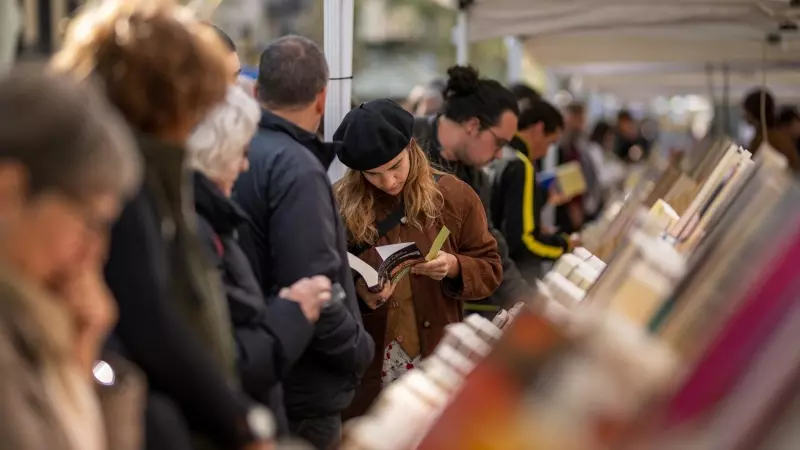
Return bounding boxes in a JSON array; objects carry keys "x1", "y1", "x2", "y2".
[{"x1": 233, "y1": 35, "x2": 374, "y2": 450}]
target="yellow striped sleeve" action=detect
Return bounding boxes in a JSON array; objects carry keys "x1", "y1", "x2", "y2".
[{"x1": 516, "y1": 150, "x2": 565, "y2": 259}]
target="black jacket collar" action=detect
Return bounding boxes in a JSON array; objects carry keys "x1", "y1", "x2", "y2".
[
  {"x1": 193, "y1": 171, "x2": 248, "y2": 236},
  {"x1": 259, "y1": 110, "x2": 339, "y2": 170}
]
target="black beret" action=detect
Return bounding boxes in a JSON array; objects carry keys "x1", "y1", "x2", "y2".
[{"x1": 333, "y1": 99, "x2": 414, "y2": 171}]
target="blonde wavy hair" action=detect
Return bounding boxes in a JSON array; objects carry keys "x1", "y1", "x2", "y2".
[{"x1": 335, "y1": 140, "x2": 444, "y2": 246}]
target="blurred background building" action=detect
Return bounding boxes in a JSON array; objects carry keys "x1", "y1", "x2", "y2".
[{"x1": 15, "y1": 0, "x2": 800, "y2": 155}]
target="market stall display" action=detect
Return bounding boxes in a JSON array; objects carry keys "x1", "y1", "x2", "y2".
[{"x1": 339, "y1": 139, "x2": 800, "y2": 450}]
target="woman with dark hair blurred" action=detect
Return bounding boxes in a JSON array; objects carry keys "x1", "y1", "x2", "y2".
[{"x1": 53, "y1": 2, "x2": 276, "y2": 449}]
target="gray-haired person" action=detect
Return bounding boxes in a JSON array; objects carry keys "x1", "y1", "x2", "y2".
[
  {"x1": 187, "y1": 85, "x2": 332, "y2": 437},
  {"x1": 232, "y1": 35, "x2": 374, "y2": 450},
  {"x1": 0, "y1": 67, "x2": 142, "y2": 450}
]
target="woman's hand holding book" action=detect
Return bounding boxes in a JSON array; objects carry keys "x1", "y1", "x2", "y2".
[
  {"x1": 412, "y1": 251, "x2": 460, "y2": 280},
  {"x1": 356, "y1": 278, "x2": 395, "y2": 310}
]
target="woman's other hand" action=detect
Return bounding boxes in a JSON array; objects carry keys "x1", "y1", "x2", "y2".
[
  {"x1": 412, "y1": 251, "x2": 460, "y2": 280},
  {"x1": 355, "y1": 278, "x2": 394, "y2": 310}
]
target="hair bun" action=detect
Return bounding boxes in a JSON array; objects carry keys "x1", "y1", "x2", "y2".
[{"x1": 444, "y1": 65, "x2": 480, "y2": 98}]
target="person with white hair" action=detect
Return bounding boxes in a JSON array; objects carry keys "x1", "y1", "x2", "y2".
[{"x1": 188, "y1": 85, "x2": 332, "y2": 438}]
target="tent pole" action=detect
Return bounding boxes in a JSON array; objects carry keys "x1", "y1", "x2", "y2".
[
  {"x1": 705, "y1": 63, "x2": 717, "y2": 137},
  {"x1": 722, "y1": 62, "x2": 730, "y2": 136},
  {"x1": 454, "y1": 1, "x2": 471, "y2": 65},
  {"x1": 323, "y1": 0, "x2": 354, "y2": 183},
  {"x1": 505, "y1": 35, "x2": 523, "y2": 83}
]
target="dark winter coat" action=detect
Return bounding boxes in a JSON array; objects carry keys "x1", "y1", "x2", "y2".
[
  {"x1": 193, "y1": 171, "x2": 314, "y2": 435},
  {"x1": 233, "y1": 111, "x2": 374, "y2": 420},
  {"x1": 104, "y1": 134, "x2": 253, "y2": 450}
]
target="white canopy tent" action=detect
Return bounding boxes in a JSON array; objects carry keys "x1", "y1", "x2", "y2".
[{"x1": 446, "y1": 0, "x2": 800, "y2": 102}]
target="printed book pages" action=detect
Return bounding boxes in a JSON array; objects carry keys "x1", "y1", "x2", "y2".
[{"x1": 348, "y1": 226, "x2": 451, "y2": 292}]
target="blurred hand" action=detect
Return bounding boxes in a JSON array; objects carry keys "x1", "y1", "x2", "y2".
[
  {"x1": 355, "y1": 278, "x2": 394, "y2": 310},
  {"x1": 542, "y1": 225, "x2": 558, "y2": 235},
  {"x1": 569, "y1": 233, "x2": 582, "y2": 249},
  {"x1": 55, "y1": 266, "x2": 117, "y2": 375},
  {"x1": 280, "y1": 276, "x2": 332, "y2": 323},
  {"x1": 412, "y1": 251, "x2": 460, "y2": 280},
  {"x1": 61, "y1": 268, "x2": 118, "y2": 339},
  {"x1": 548, "y1": 188, "x2": 569, "y2": 206}
]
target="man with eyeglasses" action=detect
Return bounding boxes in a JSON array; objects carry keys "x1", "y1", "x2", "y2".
[{"x1": 414, "y1": 65, "x2": 534, "y2": 316}]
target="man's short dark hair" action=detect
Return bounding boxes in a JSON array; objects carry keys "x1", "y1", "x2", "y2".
[
  {"x1": 566, "y1": 101, "x2": 586, "y2": 116},
  {"x1": 617, "y1": 109, "x2": 634, "y2": 123},
  {"x1": 518, "y1": 100, "x2": 564, "y2": 134},
  {"x1": 509, "y1": 82, "x2": 541, "y2": 107},
  {"x1": 207, "y1": 23, "x2": 236, "y2": 53},
  {"x1": 257, "y1": 35, "x2": 329, "y2": 109},
  {"x1": 744, "y1": 88, "x2": 776, "y2": 126}
]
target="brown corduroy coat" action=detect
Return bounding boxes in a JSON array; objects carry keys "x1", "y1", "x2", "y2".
[{"x1": 343, "y1": 174, "x2": 502, "y2": 418}]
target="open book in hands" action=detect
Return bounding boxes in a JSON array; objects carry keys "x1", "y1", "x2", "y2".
[{"x1": 348, "y1": 226, "x2": 451, "y2": 293}]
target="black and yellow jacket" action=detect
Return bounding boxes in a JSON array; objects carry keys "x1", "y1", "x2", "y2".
[{"x1": 490, "y1": 135, "x2": 570, "y2": 280}]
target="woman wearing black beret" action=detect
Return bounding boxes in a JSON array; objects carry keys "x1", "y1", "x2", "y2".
[{"x1": 333, "y1": 99, "x2": 502, "y2": 417}]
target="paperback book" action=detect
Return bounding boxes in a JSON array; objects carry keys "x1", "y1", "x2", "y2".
[{"x1": 348, "y1": 226, "x2": 451, "y2": 292}]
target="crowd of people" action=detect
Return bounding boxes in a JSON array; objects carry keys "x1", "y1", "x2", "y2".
[{"x1": 0, "y1": 1, "x2": 654, "y2": 450}]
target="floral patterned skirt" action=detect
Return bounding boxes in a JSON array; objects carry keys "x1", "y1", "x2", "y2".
[{"x1": 381, "y1": 339, "x2": 423, "y2": 387}]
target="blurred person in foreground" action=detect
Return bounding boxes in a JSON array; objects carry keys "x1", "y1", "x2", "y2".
[
  {"x1": 52, "y1": 2, "x2": 276, "y2": 449},
  {"x1": 0, "y1": 68, "x2": 142, "y2": 449},
  {"x1": 233, "y1": 35, "x2": 374, "y2": 450},
  {"x1": 492, "y1": 100, "x2": 574, "y2": 281},
  {"x1": 742, "y1": 89, "x2": 800, "y2": 171},
  {"x1": 413, "y1": 65, "x2": 532, "y2": 314},
  {"x1": 333, "y1": 99, "x2": 502, "y2": 416},
  {"x1": 187, "y1": 85, "x2": 331, "y2": 435}
]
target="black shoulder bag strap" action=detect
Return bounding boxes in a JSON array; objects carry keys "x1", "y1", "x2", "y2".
[{"x1": 347, "y1": 174, "x2": 443, "y2": 256}]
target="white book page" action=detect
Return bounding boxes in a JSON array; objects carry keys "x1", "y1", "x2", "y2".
[
  {"x1": 376, "y1": 242, "x2": 414, "y2": 261},
  {"x1": 347, "y1": 253, "x2": 379, "y2": 288}
]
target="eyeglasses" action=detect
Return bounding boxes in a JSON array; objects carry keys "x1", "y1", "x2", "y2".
[
  {"x1": 485, "y1": 127, "x2": 510, "y2": 150},
  {"x1": 61, "y1": 195, "x2": 116, "y2": 238}
]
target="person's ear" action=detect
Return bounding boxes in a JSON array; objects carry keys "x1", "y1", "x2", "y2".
[
  {"x1": 0, "y1": 162, "x2": 27, "y2": 222},
  {"x1": 465, "y1": 117, "x2": 481, "y2": 135},
  {"x1": 315, "y1": 87, "x2": 328, "y2": 115}
]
